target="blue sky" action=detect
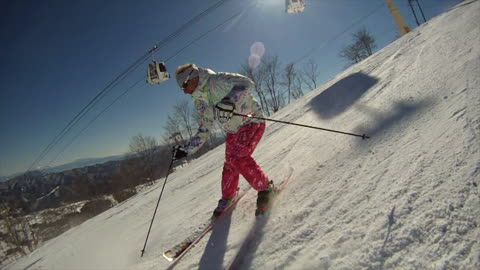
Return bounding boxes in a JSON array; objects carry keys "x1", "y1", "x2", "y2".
[{"x1": 0, "y1": 0, "x2": 460, "y2": 176}]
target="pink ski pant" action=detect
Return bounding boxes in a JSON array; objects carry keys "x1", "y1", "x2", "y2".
[{"x1": 222, "y1": 122, "x2": 269, "y2": 199}]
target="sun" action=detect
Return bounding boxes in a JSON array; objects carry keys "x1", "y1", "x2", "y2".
[{"x1": 259, "y1": 0, "x2": 284, "y2": 8}]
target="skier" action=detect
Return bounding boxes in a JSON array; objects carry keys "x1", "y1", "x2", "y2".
[{"x1": 172, "y1": 63, "x2": 275, "y2": 217}]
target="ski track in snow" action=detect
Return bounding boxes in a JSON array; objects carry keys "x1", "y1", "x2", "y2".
[{"x1": 5, "y1": 1, "x2": 480, "y2": 269}]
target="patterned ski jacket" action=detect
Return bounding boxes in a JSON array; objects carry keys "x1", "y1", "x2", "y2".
[{"x1": 185, "y1": 66, "x2": 264, "y2": 155}]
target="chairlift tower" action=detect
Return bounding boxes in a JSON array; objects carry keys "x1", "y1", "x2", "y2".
[{"x1": 385, "y1": 0, "x2": 411, "y2": 36}]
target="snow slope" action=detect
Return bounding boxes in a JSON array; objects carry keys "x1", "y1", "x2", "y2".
[{"x1": 6, "y1": 1, "x2": 479, "y2": 269}]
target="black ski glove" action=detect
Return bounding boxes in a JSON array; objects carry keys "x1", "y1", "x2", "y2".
[
  {"x1": 172, "y1": 145, "x2": 187, "y2": 160},
  {"x1": 214, "y1": 98, "x2": 235, "y2": 121}
]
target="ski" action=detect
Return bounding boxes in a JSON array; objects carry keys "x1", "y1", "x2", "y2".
[{"x1": 163, "y1": 189, "x2": 248, "y2": 265}]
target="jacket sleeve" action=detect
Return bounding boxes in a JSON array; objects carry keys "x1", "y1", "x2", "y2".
[
  {"x1": 184, "y1": 98, "x2": 214, "y2": 155},
  {"x1": 215, "y1": 72, "x2": 255, "y2": 103}
]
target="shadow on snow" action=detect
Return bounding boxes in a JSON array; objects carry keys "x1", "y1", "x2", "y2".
[
  {"x1": 224, "y1": 212, "x2": 271, "y2": 270},
  {"x1": 197, "y1": 207, "x2": 271, "y2": 270},
  {"x1": 197, "y1": 211, "x2": 233, "y2": 270},
  {"x1": 353, "y1": 97, "x2": 435, "y2": 144},
  {"x1": 309, "y1": 72, "x2": 378, "y2": 119}
]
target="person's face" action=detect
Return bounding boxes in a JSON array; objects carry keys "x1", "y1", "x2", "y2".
[{"x1": 183, "y1": 76, "x2": 199, "y2": 95}]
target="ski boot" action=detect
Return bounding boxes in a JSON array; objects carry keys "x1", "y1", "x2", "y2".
[
  {"x1": 212, "y1": 193, "x2": 238, "y2": 218},
  {"x1": 255, "y1": 181, "x2": 277, "y2": 216}
]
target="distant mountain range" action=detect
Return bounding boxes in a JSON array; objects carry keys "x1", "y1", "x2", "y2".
[{"x1": 1, "y1": 154, "x2": 126, "y2": 182}]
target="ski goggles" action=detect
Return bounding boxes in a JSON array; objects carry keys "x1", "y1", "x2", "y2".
[
  {"x1": 175, "y1": 65, "x2": 198, "y2": 90},
  {"x1": 181, "y1": 69, "x2": 195, "y2": 90}
]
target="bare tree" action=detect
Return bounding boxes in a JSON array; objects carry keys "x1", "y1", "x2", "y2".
[
  {"x1": 162, "y1": 99, "x2": 197, "y2": 145},
  {"x1": 128, "y1": 134, "x2": 158, "y2": 183},
  {"x1": 302, "y1": 58, "x2": 320, "y2": 91},
  {"x1": 282, "y1": 63, "x2": 295, "y2": 104},
  {"x1": 162, "y1": 114, "x2": 182, "y2": 145},
  {"x1": 240, "y1": 60, "x2": 270, "y2": 116},
  {"x1": 292, "y1": 76, "x2": 305, "y2": 100},
  {"x1": 118, "y1": 158, "x2": 142, "y2": 190},
  {"x1": 262, "y1": 54, "x2": 283, "y2": 113},
  {"x1": 340, "y1": 27, "x2": 377, "y2": 65},
  {"x1": 339, "y1": 42, "x2": 366, "y2": 65},
  {"x1": 353, "y1": 27, "x2": 376, "y2": 56},
  {"x1": 173, "y1": 99, "x2": 194, "y2": 139},
  {"x1": 0, "y1": 203, "x2": 27, "y2": 256}
]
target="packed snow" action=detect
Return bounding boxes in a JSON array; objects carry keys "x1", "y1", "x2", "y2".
[{"x1": 6, "y1": 1, "x2": 479, "y2": 269}]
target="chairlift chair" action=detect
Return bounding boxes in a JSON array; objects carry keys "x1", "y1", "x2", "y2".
[
  {"x1": 147, "y1": 61, "x2": 170, "y2": 84},
  {"x1": 286, "y1": 0, "x2": 305, "y2": 14}
]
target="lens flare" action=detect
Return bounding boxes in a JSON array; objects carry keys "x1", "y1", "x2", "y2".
[
  {"x1": 250, "y1": 42, "x2": 265, "y2": 58},
  {"x1": 248, "y1": 54, "x2": 261, "y2": 69},
  {"x1": 249, "y1": 42, "x2": 265, "y2": 69}
]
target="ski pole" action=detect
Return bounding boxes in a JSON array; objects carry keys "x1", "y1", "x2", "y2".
[
  {"x1": 233, "y1": 112, "x2": 370, "y2": 139},
  {"x1": 141, "y1": 155, "x2": 175, "y2": 257}
]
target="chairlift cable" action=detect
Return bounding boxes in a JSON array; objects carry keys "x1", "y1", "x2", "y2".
[
  {"x1": 39, "y1": 2, "x2": 250, "y2": 169},
  {"x1": 293, "y1": 2, "x2": 385, "y2": 64},
  {"x1": 23, "y1": 0, "x2": 235, "y2": 176},
  {"x1": 24, "y1": 51, "x2": 151, "y2": 176},
  {"x1": 166, "y1": 11, "x2": 244, "y2": 62},
  {"x1": 46, "y1": 8, "x2": 249, "y2": 167},
  {"x1": 45, "y1": 78, "x2": 144, "y2": 168},
  {"x1": 152, "y1": 0, "x2": 233, "y2": 52}
]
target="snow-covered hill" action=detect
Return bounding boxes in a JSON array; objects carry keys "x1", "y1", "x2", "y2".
[{"x1": 6, "y1": 1, "x2": 479, "y2": 269}]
